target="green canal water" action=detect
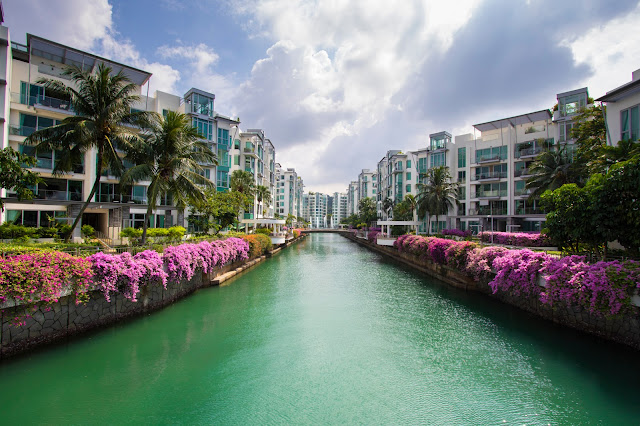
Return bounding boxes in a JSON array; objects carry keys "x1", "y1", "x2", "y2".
[{"x1": 1, "y1": 233, "x2": 639, "y2": 424}]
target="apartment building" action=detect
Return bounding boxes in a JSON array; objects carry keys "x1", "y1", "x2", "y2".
[
  {"x1": 302, "y1": 192, "x2": 328, "y2": 228},
  {"x1": 332, "y1": 192, "x2": 347, "y2": 227},
  {"x1": 357, "y1": 169, "x2": 377, "y2": 205},
  {"x1": 275, "y1": 165, "x2": 304, "y2": 220},
  {"x1": 346, "y1": 181, "x2": 358, "y2": 216},
  {"x1": 597, "y1": 68, "x2": 640, "y2": 145},
  {"x1": 1, "y1": 29, "x2": 279, "y2": 241},
  {"x1": 375, "y1": 150, "x2": 418, "y2": 220}
]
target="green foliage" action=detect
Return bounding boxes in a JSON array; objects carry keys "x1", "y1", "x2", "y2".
[
  {"x1": 417, "y1": 166, "x2": 458, "y2": 231},
  {"x1": 120, "y1": 226, "x2": 185, "y2": 245},
  {"x1": 255, "y1": 227, "x2": 271, "y2": 235},
  {"x1": 358, "y1": 197, "x2": 377, "y2": 225},
  {"x1": 0, "y1": 147, "x2": 41, "y2": 210},
  {"x1": 542, "y1": 158, "x2": 640, "y2": 255},
  {"x1": 230, "y1": 170, "x2": 256, "y2": 197},
  {"x1": 0, "y1": 223, "x2": 37, "y2": 239},
  {"x1": 526, "y1": 147, "x2": 580, "y2": 198},
  {"x1": 190, "y1": 189, "x2": 252, "y2": 234},
  {"x1": 81, "y1": 225, "x2": 95, "y2": 238}
]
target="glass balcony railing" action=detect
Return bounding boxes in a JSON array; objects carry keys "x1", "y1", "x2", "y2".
[
  {"x1": 13, "y1": 92, "x2": 74, "y2": 112},
  {"x1": 10, "y1": 125, "x2": 36, "y2": 137},
  {"x1": 472, "y1": 171, "x2": 507, "y2": 181},
  {"x1": 468, "y1": 207, "x2": 508, "y2": 215},
  {"x1": 472, "y1": 189, "x2": 508, "y2": 198},
  {"x1": 32, "y1": 189, "x2": 83, "y2": 202},
  {"x1": 514, "y1": 168, "x2": 532, "y2": 177},
  {"x1": 515, "y1": 207, "x2": 544, "y2": 215},
  {"x1": 514, "y1": 187, "x2": 533, "y2": 196}
]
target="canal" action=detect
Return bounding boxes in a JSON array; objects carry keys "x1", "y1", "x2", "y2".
[{"x1": 0, "y1": 233, "x2": 639, "y2": 424}]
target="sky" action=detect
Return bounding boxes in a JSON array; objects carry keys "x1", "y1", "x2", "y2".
[{"x1": 5, "y1": 0, "x2": 640, "y2": 194}]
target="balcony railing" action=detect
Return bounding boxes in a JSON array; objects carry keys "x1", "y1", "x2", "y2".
[
  {"x1": 9, "y1": 125, "x2": 36, "y2": 137},
  {"x1": 13, "y1": 92, "x2": 74, "y2": 113},
  {"x1": 514, "y1": 168, "x2": 532, "y2": 177},
  {"x1": 95, "y1": 194, "x2": 148, "y2": 204},
  {"x1": 472, "y1": 189, "x2": 508, "y2": 198},
  {"x1": 515, "y1": 207, "x2": 544, "y2": 215},
  {"x1": 516, "y1": 146, "x2": 544, "y2": 158},
  {"x1": 31, "y1": 189, "x2": 83, "y2": 202},
  {"x1": 244, "y1": 147, "x2": 255, "y2": 153},
  {"x1": 514, "y1": 187, "x2": 532, "y2": 196},
  {"x1": 468, "y1": 207, "x2": 508, "y2": 215},
  {"x1": 475, "y1": 153, "x2": 506, "y2": 163},
  {"x1": 472, "y1": 171, "x2": 507, "y2": 181}
]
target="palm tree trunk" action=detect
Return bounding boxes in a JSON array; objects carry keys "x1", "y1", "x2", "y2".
[
  {"x1": 66, "y1": 145, "x2": 104, "y2": 242},
  {"x1": 141, "y1": 202, "x2": 153, "y2": 245}
]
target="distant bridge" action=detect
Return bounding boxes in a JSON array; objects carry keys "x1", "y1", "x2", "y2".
[{"x1": 301, "y1": 228, "x2": 349, "y2": 233}]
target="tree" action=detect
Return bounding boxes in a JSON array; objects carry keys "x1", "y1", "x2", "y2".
[
  {"x1": 285, "y1": 213, "x2": 296, "y2": 227},
  {"x1": 189, "y1": 189, "x2": 252, "y2": 234},
  {"x1": 25, "y1": 64, "x2": 148, "y2": 240},
  {"x1": 358, "y1": 197, "x2": 377, "y2": 225},
  {"x1": 121, "y1": 111, "x2": 216, "y2": 244},
  {"x1": 570, "y1": 104, "x2": 607, "y2": 175},
  {"x1": 0, "y1": 147, "x2": 40, "y2": 211},
  {"x1": 526, "y1": 147, "x2": 579, "y2": 198},
  {"x1": 404, "y1": 194, "x2": 417, "y2": 221},
  {"x1": 230, "y1": 170, "x2": 256, "y2": 197},
  {"x1": 255, "y1": 185, "x2": 272, "y2": 217},
  {"x1": 382, "y1": 197, "x2": 394, "y2": 219},
  {"x1": 416, "y1": 166, "x2": 457, "y2": 233}
]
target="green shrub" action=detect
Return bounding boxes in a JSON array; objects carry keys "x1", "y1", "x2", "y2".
[
  {"x1": 35, "y1": 227, "x2": 58, "y2": 238},
  {"x1": 81, "y1": 224, "x2": 95, "y2": 238},
  {"x1": 242, "y1": 233, "x2": 272, "y2": 257},
  {"x1": 255, "y1": 227, "x2": 271, "y2": 235},
  {"x1": 0, "y1": 223, "x2": 37, "y2": 239},
  {"x1": 167, "y1": 226, "x2": 186, "y2": 242}
]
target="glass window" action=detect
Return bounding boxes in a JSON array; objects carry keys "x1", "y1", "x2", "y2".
[
  {"x1": 458, "y1": 170, "x2": 466, "y2": 183},
  {"x1": 406, "y1": 172, "x2": 411, "y2": 180},
  {"x1": 458, "y1": 147, "x2": 466, "y2": 168},
  {"x1": 430, "y1": 152, "x2": 445, "y2": 168},
  {"x1": 192, "y1": 118, "x2": 213, "y2": 140},
  {"x1": 406, "y1": 160, "x2": 412, "y2": 168},
  {"x1": 68, "y1": 180, "x2": 83, "y2": 201},
  {"x1": 405, "y1": 184, "x2": 411, "y2": 193},
  {"x1": 23, "y1": 210, "x2": 38, "y2": 227},
  {"x1": 7, "y1": 210, "x2": 22, "y2": 225}
]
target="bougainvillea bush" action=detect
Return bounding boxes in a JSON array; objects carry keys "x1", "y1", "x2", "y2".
[
  {"x1": 392, "y1": 232, "x2": 640, "y2": 317},
  {"x1": 367, "y1": 227, "x2": 381, "y2": 243},
  {"x1": 442, "y1": 229, "x2": 472, "y2": 238},
  {"x1": 0, "y1": 251, "x2": 93, "y2": 324},
  {"x1": 540, "y1": 257, "x2": 640, "y2": 317},
  {"x1": 478, "y1": 231, "x2": 551, "y2": 247},
  {"x1": 241, "y1": 234, "x2": 272, "y2": 258}
]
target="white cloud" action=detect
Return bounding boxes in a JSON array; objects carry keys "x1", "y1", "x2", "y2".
[
  {"x1": 4, "y1": 0, "x2": 112, "y2": 48},
  {"x1": 565, "y1": 2, "x2": 640, "y2": 97}
]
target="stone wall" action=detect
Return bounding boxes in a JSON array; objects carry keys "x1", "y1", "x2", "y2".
[
  {"x1": 343, "y1": 233, "x2": 640, "y2": 351},
  {"x1": 0, "y1": 235, "x2": 307, "y2": 360}
]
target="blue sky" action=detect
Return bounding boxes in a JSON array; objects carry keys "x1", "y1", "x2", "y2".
[{"x1": 6, "y1": 0, "x2": 640, "y2": 193}]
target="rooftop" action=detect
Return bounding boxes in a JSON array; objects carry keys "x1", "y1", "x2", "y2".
[{"x1": 473, "y1": 109, "x2": 552, "y2": 132}]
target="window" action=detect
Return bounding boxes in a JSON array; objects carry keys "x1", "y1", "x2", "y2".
[
  {"x1": 430, "y1": 152, "x2": 445, "y2": 167},
  {"x1": 217, "y1": 128, "x2": 230, "y2": 148},
  {"x1": 621, "y1": 105, "x2": 640, "y2": 141},
  {"x1": 559, "y1": 122, "x2": 574, "y2": 142},
  {"x1": 234, "y1": 155, "x2": 240, "y2": 166},
  {"x1": 217, "y1": 171, "x2": 229, "y2": 188},
  {"x1": 559, "y1": 93, "x2": 586, "y2": 117},
  {"x1": 458, "y1": 186, "x2": 466, "y2": 200},
  {"x1": 458, "y1": 147, "x2": 466, "y2": 168},
  {"x1": 418, "y1": 157, "x2": 428, "y2": 173},
  {"x1": 406, "y1": 160, "x2": 412, "y2": 168},
  {"x1": 20, "y1": 144, "x2": 52, "y2": 169},
  {"x1": 406, "y1": 172, "x2": 411, "y2": 180},
  {"x1": 192, "y1": 118, "x2": 213, "y2": 140},
  {"x1": 515, "y1": 180, "x2": 526, "y2": 195},
  {"x1": 458, "y1": 171, "x2": 466, "y2": 183},
  {"x1": 475, "y1": 146, "x2": 507, "y2": 162},
  {"x1": 405, "y1": 184, "x2": 411, "y2": 193},
  {"x1": 191, "y1": 93, "x2": 214, "y2": 116}
]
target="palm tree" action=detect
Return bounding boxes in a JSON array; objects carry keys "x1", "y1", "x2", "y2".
[
  {"x1": 416, "y1": 166, "x2": 458, "y2": 234},
  {"x1": 526, "y1": 147, "x2": 577, "y2": 198},
  {"x1": 25, "y1": 64, "x2": 148, "y2": 240},
  {"x1": 121, "y1": 111, "x2": 216, "y2": 244},
  {"x1": 382, "y1": 197, "x2": 394, "y2": 219},
  {"x1": 404, "y1": 194, "x2": 417, "y2": 222},
  {"x1": 255, "y1": 185, "x2": 272, "y2": 217},
  {"x1": 230, "y1": 170, "x2": 256, "y2": 197}
]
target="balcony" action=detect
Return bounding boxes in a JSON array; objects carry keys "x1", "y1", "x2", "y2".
[
  {"x1": 472, "y1": 189, "x2": 507, "y2": 199},
  {"x1": 516, "y1": 146, "x2": 544, "y2": 158},
  {"x1": 475, "y1": 153, "x2": 506, "y2": 164},
  {"x1": 471, "y1": 171, "x2": 507, "y2": 181},
  {"x1": 12, "y1": 92, "x2": 74, "y2": 113},
  {"x1": 9, "y1": 125, "x2": 36, "y2": 137},
  {"x1": 514, "y1": 187, "x2": 533, "y2": 197},
  {"x1": 469, "y1": 206, "x2": 508, "y2": 215},
  {"x1": 95, "y1": 193, "x2": 148, "y2": 204},
  {"x1": 34, "y1": 189, "x2": 83, "y2": 202},
  {"x1": 515, "y1": 207, "x2": 544, "y2": 215},
  {"x1": 514, "y1": 168, "x2": 532, "y2": 177},
  {"x1": 243, "y1": 147, "x2": 258, "y2": 158}
]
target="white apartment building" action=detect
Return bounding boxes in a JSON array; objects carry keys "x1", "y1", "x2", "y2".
[
  {"x1": 1, "y1": 29, "x2": 279, "y2": 241},
  {"x1": 346, "y1": 181, "x2": 358, "y2": 216},
  {"x1": 275, "y1": 165, "x2": 304, "y2": 221},
  {"x1": 357, "y1": 169, "x2": 377, "y2": 205},
  {"x1": 375, "y1": 149, "x2": 418, "y2": 220},
  {"x1": 597, "y1": 68, "x2": 640, "y2": 145},
  {"x1": 302, "y1": 192, "x2": 328, "y2": 228},
  {"x1": 332, "y1": 192, "x2": 347, "y2": 227}
]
